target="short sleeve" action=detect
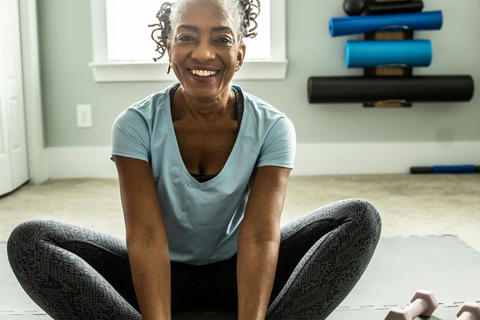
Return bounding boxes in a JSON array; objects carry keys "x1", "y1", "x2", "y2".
[
  {"x1": 110, "y1": 109, "x2": 150, "y2": 163},
  {"x1": 256, "y1": 116, "x2": 296, "y2": 170}
]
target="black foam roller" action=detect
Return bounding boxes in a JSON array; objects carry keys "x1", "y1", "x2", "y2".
[
  {"x1": 343, "y1": 0, "x2": 423, "y2": 16},
  {"x1": 343, "y1": 0, "x2": 369, "y2": 16},
  {"x1": 307, "y1": 76, "x2": 474, "y2": 103},
  {"x1": 366, "y1": 1, "x2": 424, "y2": 15},
  {"x1": 411, "y1": 165, "x2": 480, "y2": 174},
  {"x1": 410, "y1": 167, "x2": 433, "y2": 174}
]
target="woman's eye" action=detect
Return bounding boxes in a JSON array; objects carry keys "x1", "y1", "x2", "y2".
[
  {"x1": 178, "y1": 35, "x2": 194, "y2": 41},
  {"x1": 216, "y1": 37, "x2": 232, "y2": 44}
]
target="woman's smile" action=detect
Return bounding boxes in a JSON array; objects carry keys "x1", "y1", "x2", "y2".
[{"x1": 187, "y1": 67, "x2": 219, "y2": 83}]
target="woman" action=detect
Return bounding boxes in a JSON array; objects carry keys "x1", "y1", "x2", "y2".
[{"x1": 7, "y1": 0, "x2": 382, "y2": 319}]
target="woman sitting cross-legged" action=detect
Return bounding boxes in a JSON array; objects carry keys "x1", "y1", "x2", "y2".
[{"x1": 7, "y1": 0, "x2": 382, "y2": 319}]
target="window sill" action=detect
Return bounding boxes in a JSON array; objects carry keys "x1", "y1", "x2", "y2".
[{"x1": 89, "y1": 60, "x2": 288, "y2": 82}]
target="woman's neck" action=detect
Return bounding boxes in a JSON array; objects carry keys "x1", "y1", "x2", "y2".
[{"x1": 172, "y1": 86, "x2": 236, "y2": 123}]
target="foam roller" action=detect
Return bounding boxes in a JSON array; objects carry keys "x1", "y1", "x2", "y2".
[
  {"x1": 410, "y1": 165, "x2": 480, "y2": 174},
  {"x1": 344, "y1": 0, "x2": 424, "y2": 16},
  {"x1": 366, "y1": 1, "x2": 424, "y2": 15},
  {"x1": 329, "y1": 10, "x2": 442, "y2": 37},
  {"x1": 345, "y1": 40, "x2": 432, "y2": 67},
  {"x1": 307, "y1": 76, "x2": 474, "y2": 103},
  {"x1": 343, "y1": 0, "x2": 369, "y2": 16}
]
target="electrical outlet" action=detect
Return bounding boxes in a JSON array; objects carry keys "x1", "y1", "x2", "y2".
[{"x1": 76, "y1": 104, "x2": 92, "y2": 128}]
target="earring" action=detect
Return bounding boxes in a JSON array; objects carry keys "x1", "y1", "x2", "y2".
[{"x1": 167, "y1": 63, "x2": 172, "y2": 74}]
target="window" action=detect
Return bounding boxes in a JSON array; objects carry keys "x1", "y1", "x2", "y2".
[
  {"x1": 105, "y1": 0, "x2": 270, "y2": 61},
  {"x1": 89, "y1": 0, "x2": 287, "y2": 82}
]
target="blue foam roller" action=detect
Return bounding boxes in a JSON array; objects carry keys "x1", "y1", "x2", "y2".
[
  {"x1": 345, "y1": 40, "x2": 432, "y2": 67},
  {"x1": 329, "y1": 10, "x2": 443, "y2": 37},
  {"x1": 432, "y1": 165, "x2": 476, "y2": 174}
]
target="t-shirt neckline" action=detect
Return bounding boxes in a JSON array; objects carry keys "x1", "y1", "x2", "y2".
[{"x1": 165, "y1": 82, "x2": 248, "y2": 187}]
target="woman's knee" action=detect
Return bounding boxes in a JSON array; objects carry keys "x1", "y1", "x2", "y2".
[
  {"x1": 8, "y1": 218, "x2": 55, "y2": 241},
  {"x1": 353, "y1": 198, "x2": 381, "y2": 238},
  {"x1": 339, "y1": 198, "x2": 382, "y2": 240},
  {"x1": 7, "y1": 219, "x2": 55, "y2": 260}
]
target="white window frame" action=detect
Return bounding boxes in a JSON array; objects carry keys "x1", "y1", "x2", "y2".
[{"x1": 89, "y1": 0, "x2": 287, "y2": 82}]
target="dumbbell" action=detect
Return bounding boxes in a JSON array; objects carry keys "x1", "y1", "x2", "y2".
[
  {"x1": 385, "y1": 289, "x2": 438, "y2": 320},
  {"x1": 457, "y1": 302, "x2": 480, "y2": 320}
]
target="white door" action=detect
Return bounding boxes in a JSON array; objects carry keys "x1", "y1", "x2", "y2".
[{"x1": 0, "y1": 0, "x2": 29, "y2": 197}]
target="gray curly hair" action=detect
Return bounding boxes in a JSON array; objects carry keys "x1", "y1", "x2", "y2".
[{"x1": 148, "y1": 0, "x2": 261, "y2": 62}]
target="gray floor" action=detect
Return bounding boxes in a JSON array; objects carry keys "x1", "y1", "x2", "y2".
[
  {"x1": 1, "y1": 174, "x2": 479, "y2": 252},
  {"x1": 0, "y1": 174, "x2": 479, "y2": 319},
  {"x1": 1, "y1": 235, "x2": 480, "y2": 319}
]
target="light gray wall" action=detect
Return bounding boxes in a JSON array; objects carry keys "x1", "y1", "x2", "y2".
[{"x1": 37, "y1": 0, "x2": 480, "y2": 147}]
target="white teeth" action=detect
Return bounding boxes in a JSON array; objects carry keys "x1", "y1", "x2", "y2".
[{"x1": 191, "y1": 69, "x2": 217, "y2": 77}]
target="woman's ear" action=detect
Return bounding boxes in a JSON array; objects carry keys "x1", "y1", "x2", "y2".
[
  {"x1": 166, "y1": 41, "x2": 171, "y2": 59},
  {"x1": 236, "y1": 42, "x2": 247, "y2": 71},
  {"x1": 165, "y1": 42, "x2": 172, "y2": 74}
]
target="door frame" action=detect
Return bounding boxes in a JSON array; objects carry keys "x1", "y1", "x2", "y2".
[{"x1": 18, "y1": 0, "x2": 48, "y2": 184}]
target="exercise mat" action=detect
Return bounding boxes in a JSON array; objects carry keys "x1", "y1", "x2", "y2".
[
  {"x1": 330, "y1": 10, "x2": 442, "y2": 37},
  {"x1": 345, "y1": 40, "x2": 432, "y2": 67},
  {"x1": 366, "y1": 1, "x2": 424, "y2": 15},
  {"x1": 307, "y1": 76, "x2": 474, "y2": 103},
  {"x1": 2, "y1": 235, "x2": 479, "y2": 319}
]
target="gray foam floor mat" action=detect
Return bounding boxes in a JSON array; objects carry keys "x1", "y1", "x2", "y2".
[{"x1": 1, "y1": 235, "x2": 479, "y2": 319}]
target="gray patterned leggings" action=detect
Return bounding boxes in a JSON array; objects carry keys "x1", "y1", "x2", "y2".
[{"x1": 7, "y1": 198, "x2": 381, "y2": 320}]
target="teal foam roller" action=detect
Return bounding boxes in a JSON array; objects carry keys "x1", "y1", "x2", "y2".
[{"x1": 345, "y1": 40, "x2": 432, "y2": 68}]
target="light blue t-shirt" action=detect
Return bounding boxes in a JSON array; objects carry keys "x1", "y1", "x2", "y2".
[{"x1": 111, "y1": 82, "x2": 296, "y2": 265}]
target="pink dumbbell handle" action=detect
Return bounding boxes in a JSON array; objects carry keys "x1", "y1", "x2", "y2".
[
  {"x1": 405, "y1": 298, "x2": 430, "y2": 318},
  {"x1": 457, "y1": 302, "x2": 480, "y2": 320},
  {"x1": 458, "y1": 313, "x2": 477, "y2": 320}
]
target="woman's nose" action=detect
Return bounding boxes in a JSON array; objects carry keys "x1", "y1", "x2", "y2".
[{"x1": 191, "y1": 39, "x2": 216, "y2": 61}]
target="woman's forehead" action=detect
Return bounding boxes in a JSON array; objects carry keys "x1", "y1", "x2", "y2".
[
  {"x1": 176, "y1": 1, "x2": 234, "y2": 31},
  {"x1": 177, "y1": 24, "x2": 234, "y2": 35}
]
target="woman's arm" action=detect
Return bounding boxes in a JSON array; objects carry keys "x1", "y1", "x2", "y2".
[
  {"x1": 237, "y1": 165, "x2": 291, "y2": 320},
  {"x1": 127, "y1": 239, "x2": 171, "y2": 320},
  {"x1": 114, "y1": 155, "x2": 172, "y2": 320}
]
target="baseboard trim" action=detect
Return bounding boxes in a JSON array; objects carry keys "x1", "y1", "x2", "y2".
[
  {"x1": 46, "y1": 141, "x2": 480, "y2": 179},
  {"x1": 294, "y1": 141, "x2": 480, "y2": 175},
  {"x1": 48, "y1": 147, "x2": 117, "y2": 179}
]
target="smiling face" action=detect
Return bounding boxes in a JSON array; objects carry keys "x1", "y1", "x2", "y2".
[{"x1": 166, "y1": 0, "x2": 246, "y2": 101}]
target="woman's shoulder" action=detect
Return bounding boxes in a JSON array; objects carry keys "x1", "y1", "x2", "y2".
[
  {"x1": 129, "y1": 83, "x2": 176, "y2": 112},
  {"x1": 240, "y1": 87, "x2": 289, "y2": 124},
  {"x1": 115, "y1": 83, "x2": 177, "y2": 124}
]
